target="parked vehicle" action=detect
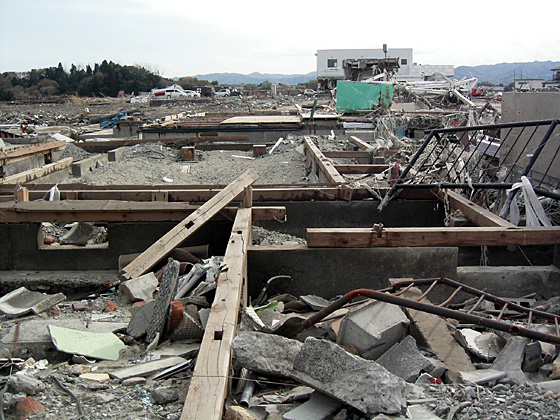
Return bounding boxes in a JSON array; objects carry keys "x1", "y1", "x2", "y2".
[
  {"x1": 215, "y1": 89, "x2": 231, "y2": 97},
  {"x1": 150, "y1": 84, "x2": 199, "y2": 99},
  {"x1": 304, "y1": 89, "x2": 316, "y2": 96}
]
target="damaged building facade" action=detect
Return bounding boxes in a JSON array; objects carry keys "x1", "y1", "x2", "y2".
[{"x1": 0, "y1": 65, "x2": 559, "y2": 420}]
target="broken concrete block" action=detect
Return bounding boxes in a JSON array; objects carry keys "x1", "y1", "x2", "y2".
[
  {"x1": 109, "y1": 356, "x2": 187, "y2": 380},
  {"x1": 283, "y1": 391, "x2": 342, "y2": 420},
  {"x1": 224, "y1": 405, "x2": 257, "y2": 420},
  {"x1": 337, "y1": 300, "x2": 410, "y2": 360},
  {"x1": 491, "y1": 336, "x2": 528, "y2": 384},
  {"x1": 122, "y1": 377, "x2": 147, "y2": 386},
  {"x1": 0, "y1": 287, "x2": 66, "y2": 317},
  {"x1": 377, "y1": 335, "x2": 434, "y2": 382},
  {"x1": 459, "y1": 369, "x2": 507, "y2": 384},
  {"x1": 389, "y1": 282, "x2": 475, "y2": 377},
  {"x1": 537, "y1": 380, "x2": 560, "y2": 393},
  {"x1": 232, "y1": 331, "x2": 302, "y2": 378},
  {"x1": 233, "y1": 332, "x2": 408, "y2": 415},
  {"x1": 60, "y1": 222, "x2": 95, "y2": 245},
  {"x1": 292, "y1": 337, "x2": 408, "y2": 415},
  {"x1": 455, "y1": 329, "x2": 504, "y2": 362},
  {"x1": 119, "y1": 272, "x2": 158, "y2": 303},
  {"x1": 48, "y1": 325, "x2": 126, "y2": 361},
  {"x1": 7, "y1": 375, "x2": 45, "y2": 396},
  {"x1": 524, "y1": 341, "x2": 544, "y2": 373},
  {"x1": 127, "y1": 300, "x2": 157, "y2": 338},
  {"x1": 151, "y1": 387, "x2": 179, "y2": 405}
]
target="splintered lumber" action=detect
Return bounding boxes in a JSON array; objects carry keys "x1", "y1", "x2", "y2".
[
  {"x1": 0, "y1": 158, "x2": 73, "y2": 185},
  {"x1": 303, "y1": 136, "x2": 346, "y2": 184},
  {"x1": 121, "y1": 169, "x2": 258, "y2": 280},
  {"x1": 0, "y1": 200, "x2": 285, "y2": 223},
  {"x1": 181, "y1": 207, "x2": 252, "y2": 420},
  {"x1": 440, "y1": 191, "x2": 515, "y2": 228},
  {"x1": 306, "y1": 227, "x2": 560, "y2": 248}
]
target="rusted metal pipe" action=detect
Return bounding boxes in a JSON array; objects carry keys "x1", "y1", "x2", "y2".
[{"x1": 303, "y1": 282, "x2": 560, "y2": 345}]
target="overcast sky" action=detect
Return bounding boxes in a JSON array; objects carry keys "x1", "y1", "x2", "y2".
[{"x1": 1, "y1": 0, "x2": 559, "y2": 78}]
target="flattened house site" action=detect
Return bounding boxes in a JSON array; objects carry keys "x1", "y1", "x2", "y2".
[{"x1": 0, "y1": 46, "x2": 560, "y2": 420}]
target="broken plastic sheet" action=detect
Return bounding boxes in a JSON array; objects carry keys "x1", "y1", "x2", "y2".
[{"x1": 507, "y1": 176, "x2": 552, "y2": 227}]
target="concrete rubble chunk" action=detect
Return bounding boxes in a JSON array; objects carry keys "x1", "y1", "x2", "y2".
[
  {"x1": 233, "y1": 332, "x2": 409, "y2": 415},
  {"x1": 232, "y1": 331, "x2": 302, "y2": 377},
  {"x1": 283, "y1": 391, "x2": 342, "y2": 420},
  {"x1": 388, "y1": 281, "x2": 475, "y2": 378},
  {"x1": 377, "y1": 335, "x2": 435, "y2": 382},
  {"x1": 119, "y1": 272, "x2": 158, "y2": 303},
  {"x1": 0, "y1": 287, "x2": 66, "y2": 317},
  {"x1": 491, "y1": 336, "x2": 529, "y2": 384},
  {"x1": 127, "y1": 300, "x2": 157, "y2": 338},
  {"x1": 293, "y1": 337, "x2": 409, "y2": 415},
  {"x1": 337, "y1": 300, "x2": 410, "y2": 360},
  {"x1": 48, "y1": 325, "x2": 126, "y2": 361},
  {"x1": 151, "y1": 387, "x2": 179, "y2": 405},
  {"x1": 7, "y1": 375, "x2": 45, "y2": 396},
  {"x1": 60, "y1": 221, "x2": 95, "y2": 245}
]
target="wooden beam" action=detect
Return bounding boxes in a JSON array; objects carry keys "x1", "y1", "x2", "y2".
[
  {"x1": 439, "y1": 191, "x2": 515, "y2": 228},
  {"x1": 120, "y1": 169, "x2": 258, "y2": 279},
  {"x1": 323, "y1": 150, "x2": 370, "y2": 159},
  {"x1": 303, "y1": 136, "x2": 346, "y2": 184},
  {"x1": 0, "y1": 158, "x2": 73, "y2": 185},
  {"x1": 348, "y1": 136, "x2": 371, "y2": 151},
  {"x1": 181, "y1": 207, "x2": 251, "y2": 420},
  {"x1": 306, "y1": 227, "x2": 560, "y2": 248},
  {"x1": 334, "y1": 164, "x2": 389, "y2": 174},
  {"x1": 0, "y1": 199, "x2": 284, "y2": 223}
]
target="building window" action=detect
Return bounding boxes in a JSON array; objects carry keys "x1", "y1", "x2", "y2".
[
  {"x1": 401, "y1": 59, "x2": 408, "y2": 65},
  {"x1": 327, "y1": 59, "x2": 337, "y2": 68}
]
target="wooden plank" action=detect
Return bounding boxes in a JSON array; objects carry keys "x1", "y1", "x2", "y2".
[
  {"x1": 440, "y1": 191, "x2": 515, "y2": 228},
  {"x1": 334, "y1": 164, "x2": 389, "y2": 174},
  {"x1": 0, "y1": 200, "x2": 283, "y2": 223},
  {"x1": 181, "y1": 207, "x2": 251, "y2": 420},
  {"x1": 0, "y1": 158, "x2": 73, "y2": 185},
  {"x1": 323, "y1": 150, "x2": 370, "y2": 159},
  {"x1": 121, "y1": 169, "x2": 258, "y2": 279},
  {"x1": 348, "y1": 136, "x2": 371, "y2": 150},
  {"x1": 306, "y1": 227, "x2": 560, "y2": 248},
  {"x1": 303, "y1": 137, "x2": 346, "y2": 184}
]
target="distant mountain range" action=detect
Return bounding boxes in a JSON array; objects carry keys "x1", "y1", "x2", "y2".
[
  {"x1": 193, "y1": 61, "x2": 559, "y2": 86},
  {"x1": 455, "y1": 61, "x2": 560, "y2": 85},
  {"x1": 193, "y1": 71, "x2": 317, "y2": 85}
]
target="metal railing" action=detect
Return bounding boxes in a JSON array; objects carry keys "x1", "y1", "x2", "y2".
[{"x1": 379, "y1": 119, "x2": 560, "y2": 210}]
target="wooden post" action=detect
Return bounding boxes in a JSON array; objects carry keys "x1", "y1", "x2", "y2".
[
  {"x1": 14, "y1": 186, "x2": 29, "y2": 202},
  {"x1": 252, "y1": 145, "x2": 267, "y2": 157},
  {"x1": 181, "y1": 146, "x2": 196, "y2": 161}
]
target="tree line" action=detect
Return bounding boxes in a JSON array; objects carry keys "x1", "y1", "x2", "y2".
[{"x1": 0, "y1": 60, "x2": 210, "y2": 101}]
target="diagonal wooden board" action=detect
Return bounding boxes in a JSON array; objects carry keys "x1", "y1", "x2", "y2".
[
  {"x1": 181, "y1": 206, "x2": 251, "y2": 420},
  {"x1": 120, "y1": 169, "x2": 258, "y2": 280}
]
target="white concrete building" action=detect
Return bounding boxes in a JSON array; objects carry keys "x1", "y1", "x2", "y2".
[{"x1": 317, "y1": 48, "x2": 453, "y2": 89}]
